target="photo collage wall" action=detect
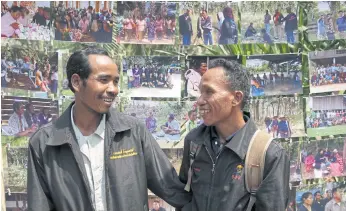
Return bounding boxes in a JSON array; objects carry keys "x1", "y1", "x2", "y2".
[{"x1": 1, "y1": 1, "x2": 346, "y2": 211}]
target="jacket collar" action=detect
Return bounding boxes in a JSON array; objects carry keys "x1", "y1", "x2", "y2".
[
  {"x1": 194, "y1": 111, "x2": 258, "y2": 160},
  {"x1": 46, "y1": 102, "x2": 134, "y2": 146}
]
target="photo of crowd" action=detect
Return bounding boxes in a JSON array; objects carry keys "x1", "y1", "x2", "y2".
[
  {"x1": 1, "y1": 1, "x2": 51, "y2": 41},
  {"x1": 309, "y1": 49, "x2": 346, "y2": 94},
  {"x1": 178, "y1": 2, "x2": 239, "y2": 45},
  {"x1": 247, "y1": 54, "x2": 303, "y2": 97},
  {"x1": 307, "y1": 1, "x2": 346, "y2": 41},
  {"x1": 306, "y1": 95, "x2": 346, "y2": 137},
  {"x1": 53, "y1": 1, "x2": 114, "y2": 43},
  {"x1": 240, "y1": 2, "x2": 298, "y2": 44},
  {"x1": 296, "y1": 178, "x2": 346, "y2": 211},
  {"x1": 1, "y1": 95, "x2": 59, "y2": 137},
  {"x1": 250, "y1": 97, "x2": 305, "y2": 138},
  {"x1": 300, "y1": 138, "x2": 346, "y2": 180},
  {"x1": 122, "y1": 100, "x2": 182, "y2": 148},
  {"x1": 123, "y1": 57, "x2": 181, "y2": 98},
  {"x1": 1, "y1": 47, "x2": 58, "y2": 95},
  {"x1": 116, "y1": 2, "x2": 176, "y2": 44}
]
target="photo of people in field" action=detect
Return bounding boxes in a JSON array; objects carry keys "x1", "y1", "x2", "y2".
[{"x1": 116, "y1": 2, "x2": 176, "y2": 44}]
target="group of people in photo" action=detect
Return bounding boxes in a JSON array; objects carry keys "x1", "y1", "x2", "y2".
[
  {"x1": 3, "y1": 101, "x2": 55, "y2": 137},
  {"x1": 310, "y1": 63, "x2": 346, "y2": 87},
  {"x1": 116, "y1": 3, "x2": 176, "y2": 43},
  {"x1": 127, "y1": 64, "x2": 175, "y2": 89},
  {"x1": 303, "y1": 148, "x2": 345, "y2": 179},
  {"x1": 306, "y1": 110, "x2": 346, "y2": 128},
  {"x1": 250, "y1": 71, "x2": 301, "y2": 95},
  {"x1": 298, "y1": 185, "x2": 346, "y2": 211},
  {"x1": 1, "y1": 3, "x2": 51, "y2": 39},
  {"x1": 1, "y1": 53, "x2": 58, "y2": 94},
  {"x1": 264, "y1": 116, "x2": 292, "y2": 138},
  {"x1": 244, "y1": 7, "x2": 298, "y2": 44},
  {"x1": 145, "y1": 112, "x2": 180, "y2": 137},
  {"x1": 316, "y1": 11, "x2": 346, "y2": 40},
  {"x1": 179, "y1": 6, "x2": 238, "y2": 45},
  {"x1": 54, "y1": 2, "x2": 113, "y2": 42}
]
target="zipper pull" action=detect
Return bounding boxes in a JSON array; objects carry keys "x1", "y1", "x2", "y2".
[{"x1": 212, "y1": 163, "x2": 215, "y2": 175}]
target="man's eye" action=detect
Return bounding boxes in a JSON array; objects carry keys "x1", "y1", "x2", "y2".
[{"x1": 99, "y1": 78, "x2": 108, "y2": 83}]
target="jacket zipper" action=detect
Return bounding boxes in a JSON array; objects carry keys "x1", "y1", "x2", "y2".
[
  {"x1": 205, "y1": 146, "x2": 224, "y2": 211},
  {"x1": 69, "y1": 143, "x2": 96, "y2": 211}
]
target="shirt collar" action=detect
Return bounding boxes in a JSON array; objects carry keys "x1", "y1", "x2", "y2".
[{"x1": 71, "y1": 104, "x2": 105, "y2": 139}]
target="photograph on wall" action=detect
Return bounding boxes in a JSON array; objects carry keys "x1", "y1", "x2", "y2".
[
  {"x1": 162, "y1": 148, "x2": 184, "y2": 173},
  {"x1": 295, "y1": 177, "x2": 346, "y2": 211},
  {"x1": 178, "y1": 2, "x2": 239, "y2": 45},
  {"x1": 240, "y1": 1, "x2": 298, "y2": 44},
  {"x1": 276, "y1": 139, "x2": 302, "y2": 183},
  {"x1": 52, "y1": 1, "x2": 114, "y2": 43},
  {"x1": 250, "y1": 97, "x2": 305, "y2": 138},
  {"x1": 1, "y1": 44, "x2": 58, "y2": 96},
  {"x1": 182, "y1": 56, "x2": 241, "y2": 99},
  {"x1": 116, "y1": 2, "x2": 176, "y2": 44},
  {"x1": 3, "y1": 146, "x2": 28, "y2": 211},
  {"x1": 147, "y1": 194, "x2": 175, "y2": 211},
  {"x1": 122, "y1": 99, "x2": 183, "y2": 148},
  {"x1": 247, "y1": 54, "x2": 302, "y2": 97},
  {"x1": 300, "y1": 138, "x2": 346, "y2": 180},
  {"x1": 1, "y1": 95, "x2": 59, "y2": 137},
  {"x1": 307, "y1": 1, "x2": 346, "y2": 41},
  {"x1": 306, "y1": 95, "x2": 346, "y2": 137},
  {"x1": 309, "y1": 49, "x2": 346, "y2": 94},
  {"x1": 122, "y1": 56, "x2": 181, "y2": 98},
  {"x1": 1, "y1": 1, "x2": 51, "y2": 41}
]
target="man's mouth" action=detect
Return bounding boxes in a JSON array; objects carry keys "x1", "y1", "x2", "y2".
[
  {"x1": 103, "y1": 98, "x2": 114, "y2": 103},
  {"x1": 199, "y1": 109, "x2": 210, "y2": 116}
]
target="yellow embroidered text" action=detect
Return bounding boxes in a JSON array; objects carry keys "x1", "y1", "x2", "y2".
[{"x1": 110, "y1": 148, "x2": 138, "y2": 160}]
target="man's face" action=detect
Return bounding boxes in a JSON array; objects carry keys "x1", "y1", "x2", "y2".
[
  {"x1": 28, "y1": 105, "x2": 34, "y2": 113},
  {"x1": 202, "y1": 11, "x2": 207, "y2": 18},
  {"x1": 44, "y1": 11, "x2": 50, "y2": 19},
  {"x1": 316, "y1": 193, "x2": 322, "y2": 201},
  {"x1": 16, "y1": 104, "x2": 25, "y2": 115},
  {"x1": 340, "y1": 12, "x2": 343, "y2": 17},
  {"x1": 334, "y1": 189, "x2": 343, "y2": 201},
  {"x1": 38, "y1": 8, "x2": 44, "y2": 15},
  {"x1": 199, "y1": 63, "x2": 207, "y2": 76},
  {"x1": 305, "y1": 194, "x2": 313, "y2": 205},
  {"x1": 73, "y1": 55, "x2": 119, "y2": 114},
  {"x1": 153, "y1": 202, "x2": 160, "y2": 210},
  {"x1": 189, "y1": 112, "x2": 197, "y2": 121},
  {"x1": 11, "y1": 11, "x2": 21, "y2": 20},
  {"x1": 197, "y1": 67, "x2": 238, "y2": 126},
  {"x1": 187, "y1": 10, "x2": 191, "y2": 16}
]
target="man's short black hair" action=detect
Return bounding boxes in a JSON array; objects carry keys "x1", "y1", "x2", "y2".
[
  {"x1": 13, "y1": 101, "x2": 23, "y2": 112},
  {"x1": 314, "y1": 191, "x2": 321, "y2": 197},
  {"x1": 208, "y1": 58, "x2": 250, "y2": 109},
  {"x1": 66, "y1": 47, "x2": 109, "y2": 92},
  {"x1": 25, "y1": 103, "x2": 32, "y2": 110},
  {"x1": 301, "y1": 192, "x2": 312, "y2": 201},
  {"x1": 332, "y1": 187, "x2": 340, "y2": 195},
  {"x1": 88, "y1": 6, "x2": 93, "y2": 10},
  {"x1": 10, "y1": 6, "x2": 21, "y2": 13}
]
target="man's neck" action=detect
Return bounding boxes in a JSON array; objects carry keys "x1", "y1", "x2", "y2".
[
  {"x1": 73, "y1": 102, "x2": 102, "y2": 136},
  {"x1": 215, "y1": 110, "x2": 245, "y2": 140}
]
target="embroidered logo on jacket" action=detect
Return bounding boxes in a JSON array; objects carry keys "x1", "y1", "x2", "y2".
[
  {"x1": 232, "y1": 164, "x2": 243, "y2": 180},
  {"x1": 110, "y1": 148, "x2": 138, "y2": 160}
]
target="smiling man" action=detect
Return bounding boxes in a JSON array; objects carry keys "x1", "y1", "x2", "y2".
[
  {"x1": 27, "y1": 48, "x2": 191, "y2": 211},
  {"x1": 179, "y1": 58, "x2": 289, "y2": 211}
]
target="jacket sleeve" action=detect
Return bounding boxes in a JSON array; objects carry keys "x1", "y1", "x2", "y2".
[
  {"x1": 141, "y1": 123, "x2": 192, "y2": 208},
  {"x1": 27, "y1": 142, "x2": 55, "y2": 211},
  {"x1": 178, "y1": 135, "x2": 191, "y2": 184},
  {"x1": 255, "y1": 143, "x2": 290, "y2": 210}
]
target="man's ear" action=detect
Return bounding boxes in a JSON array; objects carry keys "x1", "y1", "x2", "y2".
[
  {"x1": 232, "y1": 91, "x2": 244, "y2": 107},
  {"x1": 71, "y1": 74, "x2": 82, "y2": 92}
]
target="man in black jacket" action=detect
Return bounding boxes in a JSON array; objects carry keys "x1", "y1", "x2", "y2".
[
  {"x1": 27, "y1": 47, "x2": 191, "y2": 211},
  {"x1": 284, "y1": 7, "x2": 297, "y2": 44},
  {"x1": 179, "y1": 59, "x2": 289, "y2": 211},
  {"x1": 179, "y1": 9, "x2": 193, "y2": 45}
]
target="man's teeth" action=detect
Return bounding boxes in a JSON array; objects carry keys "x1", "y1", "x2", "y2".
[
  {"x1": 104, "y1": 98, "x2": 113, "y2": 103},
  {"x1": 199, "y1": 110, "x2": 210, "y2": 115}
]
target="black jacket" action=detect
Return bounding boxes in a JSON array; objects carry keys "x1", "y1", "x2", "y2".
[
  {"x1": 179, "y1": 13, "x2": 193, "y2": 35},
  {"x1": 27, "y1": 103, "x2": 191, "y2": 211},
  {"x1": 219, "y1": 18, "x2": 238, "y2": 44},
  {"x1": 179, "y1": 114, "x2": 289, "y2": 211}
]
